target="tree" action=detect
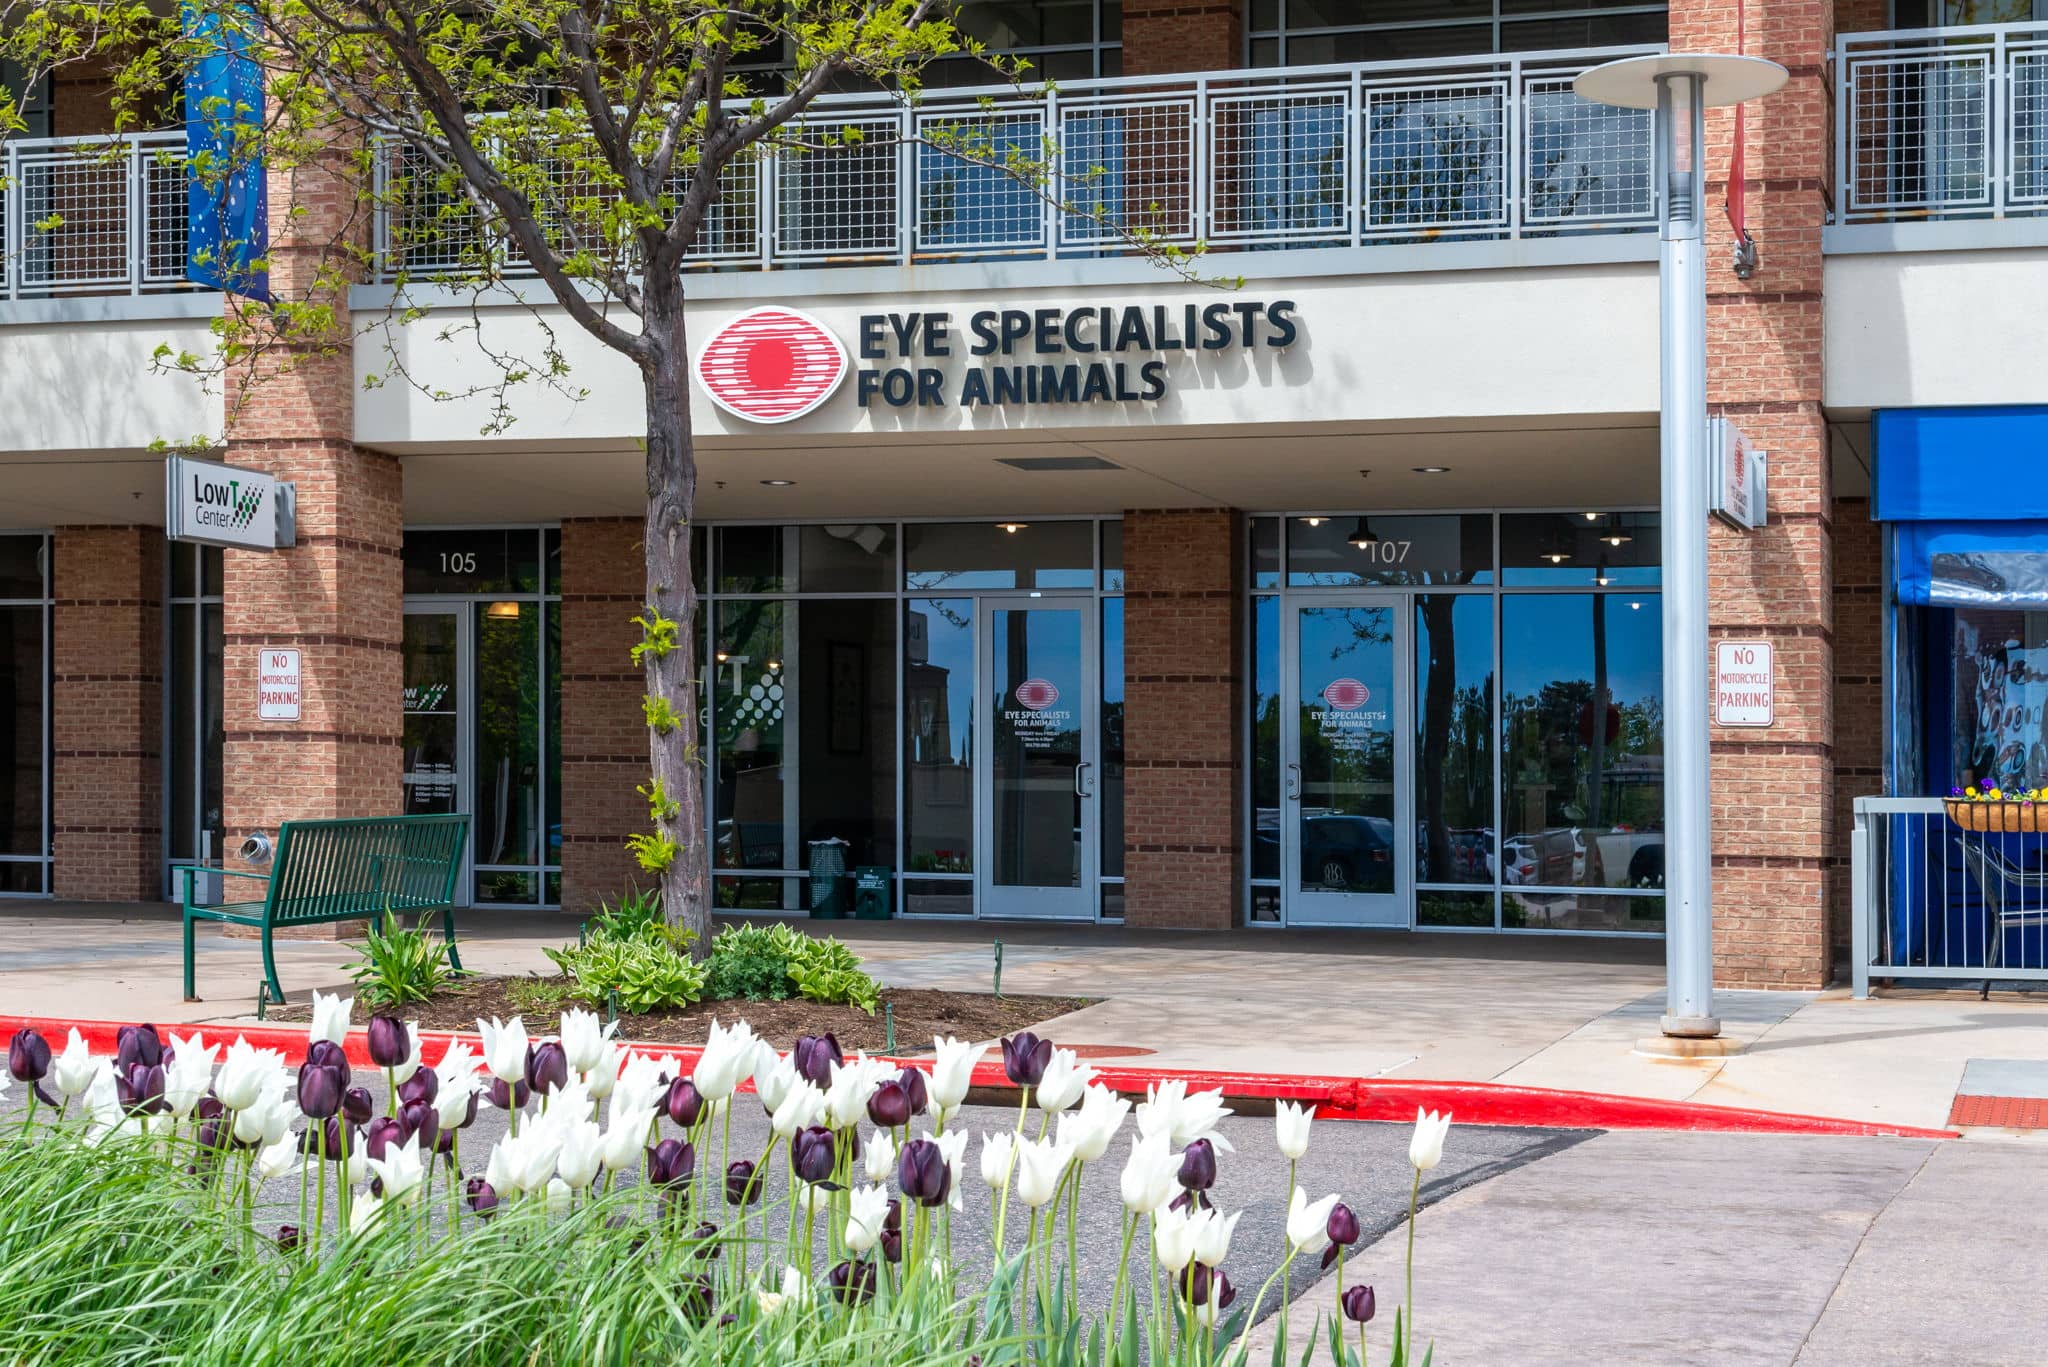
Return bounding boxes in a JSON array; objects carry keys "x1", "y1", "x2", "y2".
[{"x1": 1, "y1": 0, "x2": 1198, "y2": 948}]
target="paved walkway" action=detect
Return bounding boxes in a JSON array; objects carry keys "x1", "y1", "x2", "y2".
[{"x1": 6, "y1": 906, "x2": 2048, "y2": 1131}]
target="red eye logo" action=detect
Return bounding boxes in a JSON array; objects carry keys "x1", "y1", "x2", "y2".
[
  {"x1": 694, "y1": 307, "x2": 848, "y2": 423},
  {"x1": 1014, "y1": 678, "x2": 1060, "y2": 710},
  {"x1": 1323, "y1": 678, "x2": 1370, "y2": 710}
]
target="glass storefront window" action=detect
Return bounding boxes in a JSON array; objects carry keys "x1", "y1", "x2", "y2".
[
  {"x1": 905, "y1": 598, "x2": 975, "y2": 874},
  {"x1": 1501, "y1": 593, "x2": 1664, "y2": 928},
  {"x1": 904, "y1": 521, "x2": 1094, "y2": 591},
  {"x1": 1287, "y1": 515, "x2": 1493, "y2": 588},
  {"x1": 403, "y1": 528, "x2": 543, "y2": 594},
  {"x1": 1501, "y1": 512, "x2": 1660, "y2": 588},
  {"x1": 1101, "y1": 521, "x2": 1124, "y2": 592},
  {"x1": 166, "y1": 546, "x2": 224, "y2": 884},
  {"x1": 713, "y1": 600, "x2": 791, "y2": 880},
  {"x1": 474, "y1": 601, "x2": 544, "y2": 874},
  {"x1": 1950, "y1": 608, "x2": 2048, "y2": 792},
  {"x1": 1415, "y1": 594, "x2": 1495, "y2": 887},
  {"x1": 1250, "y1": 595, "x2": 1281, "y2": 884},
  {"x1": 800, "y1": 524, "x2": 896, "y2": 593},
  {"x1": 797, "y1": 599, "x2": 897, "y2": 866},
  {"x1": 1250, "y1": 517, "x2": 1281, "y2": 590},
  {"x1": 0, "y1": 537, "x2": 45, "y2": 599},
  {"x1": 1102, "y1": 597, "x2": 1125, "y2": 884},
  {"x1": 0, "y1": 603, "x2": 44, "y2": 867},
  {"x1": 719, "y1": 526, "x2": 794, "y2": 595}
]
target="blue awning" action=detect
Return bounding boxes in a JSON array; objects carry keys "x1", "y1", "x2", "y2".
[
  {"x1": 1896, "y1": 520, "x2": 2048, "y2": 607},
  {"x1": 1874, "y1": 407, "x2": 2048, "y2": 522}
]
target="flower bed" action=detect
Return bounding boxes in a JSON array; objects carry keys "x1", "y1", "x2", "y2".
[{"x1": 1, "y1": 1008, "x2": 1450, "y2": 1365}]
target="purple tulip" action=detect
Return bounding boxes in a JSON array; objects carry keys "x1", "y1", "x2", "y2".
[
  {"x1": 299, "y1": 1116, "x2": 356, "y2": 1162},
  {"x1": 885, "y1": 1197, "x2": 903, "y2": 1234},
  {"x1": 297, "y1": 1063, "x2": 345, "y2": 1121},
  {"x1": 397, "y1": 1065, "x2": 438, "y2": 1107},
  {"x1": 1177, "y1": 1138, "x2": 1216, "y2": 1192},
  {"x1": 488, "y1": 1077, "x2": 531, "y2": 1111},
  {"x1": 342, "y1": 1086, "x2": 374, "y2": 1126},
  {"x1": 790, "y1": 1126, "x2": 837, "y2": 1185},
  {"x1": 647, "y1": 1137, "x2": 696, "y2": 1188},
  {"x1": 466, "y1": 1177, "x2": 499, "y2": 1219},
  {"x1": 1183, "y1": 1264, "x2": 1236, "y2": 1312},
  {"x1": 896, "y1": 1067, "x2": 929, "y2": 1116},
  {"x1": 1341, "y1": 1284, "x2": 1377, "y2": 1324},
  {"x1": 866, "y1": 1081, "x2": 912, "y2": 1129},
  {"x1": 363, "y1": 1116, "x2": 406, "y2": 1161},
  {"x1": 8, "y1": 1028, "x2": 51, "y2": 1082},
  {"x1": 305, "y1": 1039, "x2": 351, "y2": 1085},
  {"x1": 691, "y1": 1222, "x2": 721, "y2": 1259},
  {"x1": 117, "y1": 1061, "x2": 167, "y2": 1116},
  {"x1": 367, "y1": 1015, "x2": 410, "y2": 1069},
  {"x1": 677, "y1": 1273, "x2": 714, "y2": 1320},
  {"x1": 725, "y1": 1160, "x2": 761, "y2": 1208},
  {"x1": 1169, "y1": 1189, "x2": 1208, "y2": 1213},
  {"x1": 665, "y1": 1077, "x2": 704, "y2": 1128},
  {"x1": 1320, "y1": 1202, "x2": 1362, "y2": 1269},
  {"x1": 196, "y1": 1117, "x2": 231, "y2": 1154},
  {"x1": 828, "y1": 1259, "x2": 877, "y2": 1307},
  {"x1": 398, "y1": 1099, "x2": 439, "y2": 1154},
  {"x1": 527, "y1": 1041, "x2": 569, "y2": 1097},
  {"x1": 453, "y1": 1090, "x2": 479, "y2": 1130},
  {"x1": 880, "y1": 1227, "x2": 902, "y2": 1264},
  {"x1": 116, "y1": 1023, "x2": 163, "y2": 1072},
  {"x1": 793, "y1": 1033, "x2": 842, "y2": 1089},
  {"x1": 896, "y1": 1137, "x2": 950, "y2": 1208},
  {"x1": 277, "y1": 1224, "x2": 301, "y2": 1255},
  {"x1": 1001, "y1": 1032, "x2": 1053, "y2": 1088}
]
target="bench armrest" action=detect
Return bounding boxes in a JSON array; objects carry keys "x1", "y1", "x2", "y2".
[{"x1": 177, "y1": 864, "x2": 272, "y2": 909}]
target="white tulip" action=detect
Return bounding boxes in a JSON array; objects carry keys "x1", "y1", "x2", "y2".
[
  {"x1": 928, "y1": 1035, "x2": 990, "y2": 1115},
  {"x1": 753, "y1": 1050, "x2": 800, "y2": 1114},
  {"x1": 434, "y1": 1048, "x2": 484, "y2": 1130},
  {"x1": 256, "y1": 1133, "x2": 302, "y2": 1181},
  {"x1": 1057, "y1": 1084, "x2": 1130, "y2": 1163},
  {"x1": 368, "y1": 1133, "x2": 428, "y2": 1205},
  {"x1": 599, "y1": 1105, "x2": 655, "y2": 1173},
  {"x1": 1191, "y1": 1207, "x2": 1241, "y2": 1268},
  {"x1": 1035, "y1": 1048, "x2": 1096, "y2": 1114},
  {"x1": 1275, "y1": 1100, "x2": 1315, "y2": 1161},
  {"x1": 545, "y1": 1176, "x2": 573, "y2": 1216},
  {"x1": 757, "y1": 1265, "x2": 805, "y2": 1316},
  {"x1": 980, "y1": 1131, "x2": 1016, "y2": 1190},
  {"x1": 612, "y1": 1052, "x2": 673, "y2": 1118},
  {"x1": 214, "y1": 1038, "x2": 286, "y2": 1112},
  {"x1": 692, "y1": 1019, "x2": 759, "y2": 1102},
  {"x1": 930, "y1": 1128, "x2": 971, "y2": 1207},
  {"x1": 542, "y1": 1075, "x2": 598, "y2": 1125},
  {"x1": 308, "y1": 991, "x2": 353, "y2": 1046},
  {"x1": 347, "y1": 1146, "x2": 369, "y2": 1187},
  {"x1": 1286, "y1": 1187, "x2": 1340, "y2": 1256},
  {"x1": 349, "y1": 1193, "x2": 388, "y2": 1237},
  {"x1": 234, "y1": 1087, "x2": 298, "y2": 1148},
  {"x1": 554, "y1": 1118, "x2": 604, "y2": 1189},
  {"x1": 823, "y1": 1054, "x2": 887, "y2": 1131},
  {"x1": 50, "y1": 1029, "x2": 98, "y2": 1100},
  {"x1": 1135, "y1": 1080, "x2": 1235, "y2": 1153},
  {"x1": 844, "y1": 1184, "x2": 889, "y2": 1254},
  {"x1": 863, "y1": 1128, "x2": 898, "y2": 1184},
  {"x1": 477, "y1": 1016, "x2": 530, "y2": 1084},
  {"x1": 559, "y1": 1008, "x2": 617, "y2": 1076},
  {"x1": 1153, "y1": 1203, "x2": 1199, "y2": 1273},
  {"x1": 583, "y1": 1040, "x2": 624, "y2": 1102},
  {"x1": 395, "y1": 1021, "x2": 424, "y2": 1078},
  {"x1": 1015, "y1": 1137, "x2": 1075, "y2": 1209},
  {"x1": 162, "y1": 1034, "x2": 218, "y2": 1120},
  {"x1": 770, "y1": 1081, "x2": 826, "y2": 1138},
  {"x1": 492, "y1": 1128, "x2": 563, "y2": 1195},
  {"x1": 1119, "y1": 1131, "x2": 1180, "y2": 1215},
  {"x1": 83, "y1": 1060, "x2": 121, "y2": 1129},
  {"x1": 1409, "y1": 1108, "x2": 1452, "y2": 1172}
]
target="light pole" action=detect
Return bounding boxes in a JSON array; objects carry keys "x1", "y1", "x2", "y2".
[{"x1": 1574, "y1": 53, "x2": 1785, "y2": 1044}]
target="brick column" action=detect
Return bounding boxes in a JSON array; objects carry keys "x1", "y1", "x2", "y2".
[
  {"x1": 1675, "y1": 0, "x2": 1836, "y2": 988},
  {"x1": 50, "y1": 526, "x2": 162, "y2": 900},
  {"x1": 557, "y1": 518, "x2": 646, "y2": 912},
  {"x1": 1121, "y1": 508, "x2": 1243, "y2": 930},
  {"x1": 220, "y1": 137, "x2": 403, "y2": 872},
  {"x1": 1121, "y1": 0, "x2": 1242, "y2": 76}
]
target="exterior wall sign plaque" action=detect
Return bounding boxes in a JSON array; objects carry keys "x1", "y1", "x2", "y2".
[
  {"x1": 165, "y1": 455, "x2": 296, "y2": 550},
  {"x1": 258, "y1": 648, "x2": 302, "y2": 721},
  {"x1": 1710, "y1": 417, "x2": 1768, "y2": 531},
  {"x1": 693, "y1": 307, "x2": 850, "y2": 424},
  {"x1": 1714, "y1": 640, "x2": 1773, "y2": 727}
]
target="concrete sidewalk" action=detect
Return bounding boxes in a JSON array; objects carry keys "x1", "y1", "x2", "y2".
[
  {"x1": 4, "y1": 906, "x2": 2047, "y2": 1131},
  {"x1": 1274, "y1": 1130, "x2": 2048, "y2": 1366}
]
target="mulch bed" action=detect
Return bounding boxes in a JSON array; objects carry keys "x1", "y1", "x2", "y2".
[{"x1": 265, "y1": 976, "x2": 1092, "y2": 1054}]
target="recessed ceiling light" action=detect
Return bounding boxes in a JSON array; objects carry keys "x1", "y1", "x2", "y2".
[
  {"x1": 997, "y1": 522, "x2": 1028, "y2": 534},
  {"x1": 1412, "y1": 466, "x2": 1450, "y2": 474},
  {"x1": 760, "y1": 479, "x2": 795, "y2": 487}
]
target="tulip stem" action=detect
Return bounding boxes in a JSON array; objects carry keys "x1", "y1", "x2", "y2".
[
  {"x1": 314, "y1": 1123, "x2": 328, "y2": 1251},
  {"x1": 1403, "y1": 1166, "x2": 1420, "y2": 1362},
  {"x1": 1359, "y1": 1322, "x2": 1369, "y2": 1367}
]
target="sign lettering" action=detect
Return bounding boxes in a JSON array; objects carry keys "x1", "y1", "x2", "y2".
[
  {"x1": 1714, "y1": 640, "x2": 1773, "y2": 727},
  {"x1": 258, "y1": 648, "x2": 301, "y2": 721}
]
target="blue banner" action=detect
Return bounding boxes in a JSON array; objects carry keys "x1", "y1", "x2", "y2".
[
  {"x1": 1874, "y1": 406, "x2": 2048, "y2": 522},
  {"x1": 183, "y1": 1, "x2": 270, "y2": 301}
]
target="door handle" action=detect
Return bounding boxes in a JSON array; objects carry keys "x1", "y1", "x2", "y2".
[
  {"x1": 1074, "y1": 761, "x2": 1093, "y2": 797},
  {"x1": 1285, "y1": 763, "x2": 1301, "y2": 802}
]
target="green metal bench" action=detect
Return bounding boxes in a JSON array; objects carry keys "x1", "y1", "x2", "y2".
[{"x1": 179, "y1": 814, "x2": 470, "y2": 1006}]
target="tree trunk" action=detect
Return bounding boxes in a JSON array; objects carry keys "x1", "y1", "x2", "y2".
[{"x1": 639, "y1": 294, "x2": 710, "y2": 953}]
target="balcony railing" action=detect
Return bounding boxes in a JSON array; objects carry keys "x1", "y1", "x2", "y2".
[
  {"x1": 372, "y1": 44, "x2": 1660, "y2": 281},
  {"x1": 0, "y1": 131, "x2": 192, "y2": 300},
  {"x1": 1837, "y1": 20, "x2": 2048, "y2": 223}
]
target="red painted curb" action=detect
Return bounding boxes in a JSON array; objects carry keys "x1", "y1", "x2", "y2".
[{"x1": 0, "y1": 1014, "x2": 1959, "y2": 1141}]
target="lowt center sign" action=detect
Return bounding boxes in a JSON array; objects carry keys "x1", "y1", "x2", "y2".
[{"x1": 165, "y1": 455, "x2": 296, "y2": 550}]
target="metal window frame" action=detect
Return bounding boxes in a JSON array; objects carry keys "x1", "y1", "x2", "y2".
[{"x1": 0, "y1": 532, "x2": 53, "y2": 897}]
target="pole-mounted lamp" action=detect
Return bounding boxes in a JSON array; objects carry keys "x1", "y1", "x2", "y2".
[{"x1": 1573, "y1": 53, "x2": 1786, "y2": 1048}]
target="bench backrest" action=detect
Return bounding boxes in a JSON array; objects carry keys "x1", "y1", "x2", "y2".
[{"x1": 267, "y1": 815, "x2": 470, "y2": 924}]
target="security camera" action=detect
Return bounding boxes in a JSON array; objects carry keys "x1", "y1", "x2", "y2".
[{"x1": 238, "y1": 832, "x2": 275, "y2": 866}]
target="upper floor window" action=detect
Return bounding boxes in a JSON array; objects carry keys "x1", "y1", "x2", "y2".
[
  {"x1": 1246, "y1": 0, "x2": 1666, "y2": 66},
  {"x1": 738, "y1": 0, "x2": 1121, "y2": 91}
]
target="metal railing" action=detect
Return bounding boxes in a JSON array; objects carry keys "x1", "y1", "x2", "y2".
[
  {"x1": 371, "y1": 44, "x2": 1659, "y2": 281},
  {"x1": 1837, "y1": 20, "x2": 2048, "y2": 223},
  {"x1": 1851, "y1": 796, "x2": 2048, "y2": 997},
  {"x1": 0, "y1": 131, "x2": 193, "y2": 300}
]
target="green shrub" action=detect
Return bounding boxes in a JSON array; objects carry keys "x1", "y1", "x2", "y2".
[
  {"x1": 585, "y1": 885, "x2": 668, "y2": 940},
  {"x1": 545, "y1": 923, "x2": 707, "y2": 1013},
  {"x1": 703, "y1": 924, "x2": 882, "y2": 1014},
  {"x1": 345, "y1": 911, "x2": 459, "y2": 1007}
]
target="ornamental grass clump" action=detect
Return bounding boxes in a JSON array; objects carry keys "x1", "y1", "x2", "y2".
[{"x1": 0, "y1": 1006, "x2": 1449, "y2": 1366}]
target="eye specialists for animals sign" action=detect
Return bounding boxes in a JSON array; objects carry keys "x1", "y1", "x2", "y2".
[{"x1": 164, "y1": 455, "x2": 297, "y2": 550}]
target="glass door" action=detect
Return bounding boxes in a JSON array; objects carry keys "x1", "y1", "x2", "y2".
[
  {"x1": 976, "y1": 597, "x2": 1098, "y2": 919},
  {"x1": 1283, "y1": 596, "x2": 1411, "y2": 927},
  {"x1": 402, "y1": 607, "x2": 472, "y2": 900}
]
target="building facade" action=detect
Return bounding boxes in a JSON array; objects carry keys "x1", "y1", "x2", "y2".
[{"x1": 5, "y1": 0, "x2": 2042, "y2": 991}]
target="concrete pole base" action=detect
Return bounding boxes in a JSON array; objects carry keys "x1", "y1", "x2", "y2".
[
  {"x1": 1637, "y1": 1030, "x2": 1745, "y2": 1060},
  {"x1": 1658, "y1": 1013, "x2": 1723, "y2": 1038}
]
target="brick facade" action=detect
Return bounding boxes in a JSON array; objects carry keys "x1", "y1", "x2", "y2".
[
  {"x1": 1120, "y1": 509, "x2": 1244, "y2": 930},
  {"x1": 557, "y1": 518, "x2": 648, "y2": 912},
  {"x1": 1121, "y1": 0, "x2": 1242, "y2": 76},
  {"x1": 50, "y1": 526, "x2": 162, "y2": 900}
]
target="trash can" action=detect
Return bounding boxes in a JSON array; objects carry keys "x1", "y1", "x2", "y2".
[
  {"x1": 808, "y1": 837, "x2": 850, "y2": 919},
  {"x1": 852, "y1": 866, "x2": 893, "y2": 920}
]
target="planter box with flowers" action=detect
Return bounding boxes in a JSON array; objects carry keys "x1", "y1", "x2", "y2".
[{"x1": 1945, "y1": 782, "x2": 2048, "y2": 833}]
